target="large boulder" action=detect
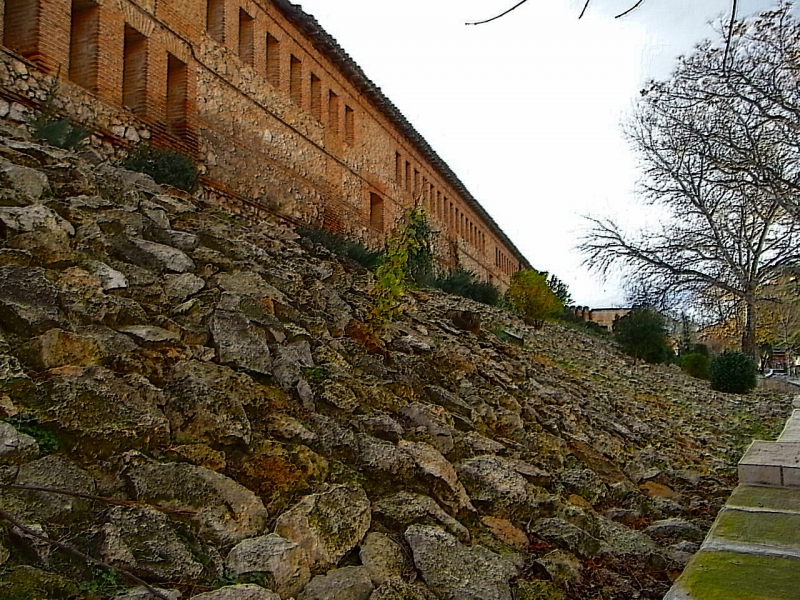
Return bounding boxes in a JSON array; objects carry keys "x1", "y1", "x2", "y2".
[
  {"x1": 372, "y1": 491, "x2": 469, "y2": 543},
  {"x1": 398, "y1": 441, "x2": 474, "y2": 515},
  {"x1": 298, "y1": 566, "x2": 374, "y2": 600},
  {"x1": 359, "y1": 532, "x2": 407, "y2": 586},
  {"x1": 39, "y1": 367, "x2": 170, "y2": 456},
  {"x1": 125, "y1": 460, "x2": 269, "y2": 547},
  {"x1": 0, "y1": 266, "x2": 62, "y2": 336},
  {"x1": 0, "y1": 204, "x2": 74, "y2": 236},
  {"x1": 100, "y1": 505, "x2": 204, "y2": 581},
  {"x1": 209, "y1": 310, "x2": 272, "y2": 375},
  {"x1": 0, "y1": 421, "x2": 38, "y2": 465},
  {"x1": 226, "y1": 534, "x2": 311, "y2": 598},
  {"x1": 456, "y1": 455, "x2": 529, "y2": 517},
  {"x1": 191, "y1": 585, "x2": 279, "y2": 600},
  {"x1": 275, "y1": 484, "x2": 371, "y2": 570},
  {"x1": 164, "y1": 360, "x2": 256, "y2": 446},
  {"x1": 404, "y1": 525, "x2": 517, "y2": 600}
]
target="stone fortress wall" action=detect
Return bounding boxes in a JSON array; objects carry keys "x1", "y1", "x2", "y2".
[{"x1": 0, "y1": 0, "x2": 531, "y2": 286}]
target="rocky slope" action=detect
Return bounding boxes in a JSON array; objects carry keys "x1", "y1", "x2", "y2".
[{"x1": 0, "y1": 122, "x2": 791, "y2": 600}]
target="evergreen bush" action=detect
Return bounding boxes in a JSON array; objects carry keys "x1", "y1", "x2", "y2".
[
  {"x1": 299, "y1": 228, "x2": 384, "y2": 271},
  {"x1": 709, "y1": 350, "x2": 757, "y2": 393},
  {"x1": 120, "y1": 144, "x2": 198, "y2": 192},
  {"x1": 31, "y1": 117, "x2": 91, "y2": 150},
  {"x1": 431, "y1": 268, "x2": 501, "y2": 306},
  {"x1": 615, "y1": 308, "x2": 674, "y2": 363},
  {"x1": 678, "y1": 352, "x2": 710, "y2": 379}
]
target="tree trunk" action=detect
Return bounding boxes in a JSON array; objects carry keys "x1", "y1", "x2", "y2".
[{"x1": 742, "y1": 299, "x2": 757, "y2": 358}]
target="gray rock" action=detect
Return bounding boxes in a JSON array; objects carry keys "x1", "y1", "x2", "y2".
[
  {"x1": 226, "y1": 534, "x2": 311, "y2": 598},
  {"x1": 112, "y1": 586, "x2": 182, "y2": 600},
  {"x1": 0, "y1": 353, "x2": 35, "y2": 402},
  {"x1": 85, "y1": 260, "x2": 129, "y2": 290},
  {"x1": 530, "y1": 518, "x2": 606, "y2": 558},
  {"x1": 405, "y1": 525, "x2": 516, "y2": 600},
  {"x1": 299, "y1": 566, "x2": 374, "y2": 600},
  {"x1": 559, "y1": 469, "x2": 607, "y2": 505},
  {"x1": 399, "y1": 403, "x2": 453, "y2": 454},
  {"x1": 11, "y1": 455, "x2": 94, "y2": 522},
  {"x1": 118, "y1": 325, "x2": 181, "y2": 344},
  {"x1": 130, "y1": 238, "x2": 195, "y2": 273},
  {"x1": 0, "y1": 204, "x2": 73, "y2": 236},
  {"x1": 125, "y1": 460, "x2": 268, "y2": 547},
  {"x1": 360, "y1": 532, "x2": 407, "y2": 586},
  {"x1": 0, "y1": 162, "x2": 50, "y2": 201},
  {"x1": 210, "y1": 310, "x2": 272, "y2": 375},
  {"x1": 275, "y1": 484, "x2": 371, "y2": 570},
  {"x1": 0, "y1": 421, "x2": 38, "y2": 465},
  {"x1": 373, "y1": 492, "x2": 469, "y2": 543},
  {"x1": 645, "y1": 519, "x2": 705, "y2": 543},
  {"x1": 355, "y1": 434, "x2": 415, "y2": 476},
  {"x1": 40, "y1": 367, "x2": 170, "y2": 456},
  {"x1": 369, "y1": 581, "x2": 437, "y2": 600},
  {"x1": 272, "y1": 341, "x2": 314, "y2": 391},
  {"x1": 191, "y1": 585, "x2": 279, "y2": 600},
  {"x1": 423, "y1": 386, "x2": 472, "y2": 415},
  {"x1": 214, "y1": 271, "x2": 289, "y2": 304},
  {"x1": 398, "y1": 440, "x2": 474, "y2": 514},
  {"x1": 0, "y1": 266, "x2": 62, "y2": 336},
  {"x1": 355, "y1": 413, "x2": 404, "y2": 442},
  {"x1": 164, "y1": 360, "x2": 254, "y2": 445},
  {"x1": 320, "y1": 380, "x2": 359, "y2": 412},
  {"x1": 101, "y1": 506, "x2": 203, "y2": 581},
  {"x1": 165, "y1": 272, "x2": 205, "y2": 301}
]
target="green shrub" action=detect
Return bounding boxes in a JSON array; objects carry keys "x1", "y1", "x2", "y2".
[
  {"x1": 709, "y1": 350, "x2": 757, "y2": 393},
  {"x1": 615, "y1": 308, "x2": 674, "y2": 364},
  {"x1": 298, "y1": 228, "x2": 384, "y2": 271},
  {"x1": 31, "y1": 117, "x2": 91, "y2": 150},
  {"x1": 120, "y1": 144, "x2": 198, "y2": 192},
  {"x1": 679, "y1": 352, "x2": 710, "y2": 379},
  {"x1": 431, "y1": 268, "x2": 501, "y2": 306}
]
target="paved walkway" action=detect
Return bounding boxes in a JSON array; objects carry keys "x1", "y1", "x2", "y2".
[{"x1": 664, "y1": 400, "x2": 800, "y2": 599}]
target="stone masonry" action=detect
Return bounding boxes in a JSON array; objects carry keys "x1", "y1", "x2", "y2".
[{"x1": 0, "y1": 0, "x2": 530, "y2": 286}]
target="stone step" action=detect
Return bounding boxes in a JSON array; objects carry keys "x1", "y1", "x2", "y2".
[
  {"x1": 739, "y1": 441, "x2": 800, "y2": 487},
  {"x1": 778, "y1": 409, "x2": 800, "y2": 442}
]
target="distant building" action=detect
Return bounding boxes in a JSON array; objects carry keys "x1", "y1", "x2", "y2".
[{"x1": 573, "y1": 307, "x2": 632, "y2": 332}]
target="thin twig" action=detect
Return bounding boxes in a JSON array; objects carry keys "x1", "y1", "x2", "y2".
[
  {"x1": 0, "y1": 483, "x2": 198, "y2": 517},
  {"x1": 579, "y1": 0, "x2": 593, "y2": 19},
  {"x1": 466, "y1": 0, "x2": 531, "y2": 25},
  {"x1": 615, "y1": 0, "x2": 647, "y2": 19},
  {"x1": 0, "y1": 509, "x2": 173, "y2": 600}
]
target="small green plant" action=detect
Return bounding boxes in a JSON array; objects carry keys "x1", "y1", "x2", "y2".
[
  {"x1": 432, "y1": 268, "x2": 501, "y2": 306},
  {"x1": 615, "y1": 308, "x2": 675, "y2": 364},
  {"x1": 78, "y1": 568, "x2": 125, "y2": 597},
  {"x1": 31, "y1": 117, "x2": 91, "y2": 150},
  {"x1": 298, "y1": 228, "x2": 384, "y2": 271},
  {"x1": 709, "y1": 350, "x2": 757, "y2": 393},
  {"x1": 370, "y1": 207, "x2": 431, "y2": 323},
  {"x1": 505, "y1": 269, "x2": 564, "y2": 329},
  {"x1": 678, "y1": 352, "x2": 710, "y2": 379},
  {"x1": 120, "y1": 144, "x2": 198, "y2": 192},
  {"x1": 4, "y1": 414, "x2": 60, "y2": 453},
  {"x1": 301, "y1": 366, "x2": 330, "y2": 384}
]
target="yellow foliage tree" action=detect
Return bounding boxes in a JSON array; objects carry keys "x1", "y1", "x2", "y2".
[{"x1": 506, "y1": 270, "x2": 564, "y2": 329}]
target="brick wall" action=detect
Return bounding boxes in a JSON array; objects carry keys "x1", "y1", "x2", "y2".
[{"x1": 0, "y1": 0, "x2": 530, "y2": 287}]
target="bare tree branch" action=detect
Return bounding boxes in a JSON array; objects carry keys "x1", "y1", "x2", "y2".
[
  {"x1": 615, "y1": 0, "x2": 647, "y2": 20},
  {"x1": 466, "y1": 0, "x2": 531, "y2": 25}
]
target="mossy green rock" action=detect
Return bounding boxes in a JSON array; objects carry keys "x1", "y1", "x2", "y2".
[{"x1": 0, "y1": 565, "x2": 78, "y2": 600}]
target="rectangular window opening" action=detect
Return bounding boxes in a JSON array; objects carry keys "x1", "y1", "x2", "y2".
[
  {"x1": 344, "y1": 105, "x2": 355, "y2": 145},
  {"x1": 69, "y1": 0, "x2": 100, "y2": 93},
  {"x1": 166, "y1": 53, "x2": 188, "y2": 139},
  {"x1": 207, "y1": 0, "x2": 225, "y2": 44},
  {"x1": 310, "y1": 73, "x2": 322, "y2": 120},
  {"x1": 290, "y1": 55, "x2": 303, "y2": 106},
  {"x1": 405, "y1": 162, "x2": 411, "y2": 191},
  {"x1": 328, "y1": 90, "x2": 339, "y2": 135},
  {"x1": 238, "y1": 9, "x2": 254, "y2": 67},
  {"x1": 123, "y1": 25, "x2": 148, "y2": 114},
  {"x1": 370, "y1": 193, "x2": 384, "y2": 231},
  {"x1": 265, "y1": 33, "x2": 281, "y2": 87},
  {"x1": 395, "y1": 152, "x2": 402, "y2": 183},
  {"x1": 4, "y1": 0, "x2": 40, "y2": 58}
]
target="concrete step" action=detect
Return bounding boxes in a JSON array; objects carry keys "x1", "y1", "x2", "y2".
[
  {"x1": 739, "y1": 441, "x2": 800, "y2": 487},
  {"x1": 778, "y1": 409, "x2": 800, "y2": 442}
]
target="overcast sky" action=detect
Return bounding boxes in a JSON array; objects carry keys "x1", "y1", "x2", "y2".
[{"x1": 297, "y1": 0, "x2": 780, "y2": 306}]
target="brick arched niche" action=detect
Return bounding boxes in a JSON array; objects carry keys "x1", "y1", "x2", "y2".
[{"x1": 369, "y1": 192, "x2": 384, "y2": 232}]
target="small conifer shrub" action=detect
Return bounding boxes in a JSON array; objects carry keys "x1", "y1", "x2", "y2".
[
  {"x1": 709, "y1": 350, "x2": 757, "y2": 394},
  {"x1": 120, "y1": 144, "x2": 198, "y2": 192},
  {"x1": 678, "y1": 352, "x2": 710, "y2": 379}
]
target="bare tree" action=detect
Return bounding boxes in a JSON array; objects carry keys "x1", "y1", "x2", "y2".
[{"x1": 580, "y1": 6, "x2": 800, "y2": 357}]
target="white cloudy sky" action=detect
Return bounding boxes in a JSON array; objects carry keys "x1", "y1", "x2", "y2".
[{"x1": 298, "y1": 0, "x2": 779, "y2": 306}]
